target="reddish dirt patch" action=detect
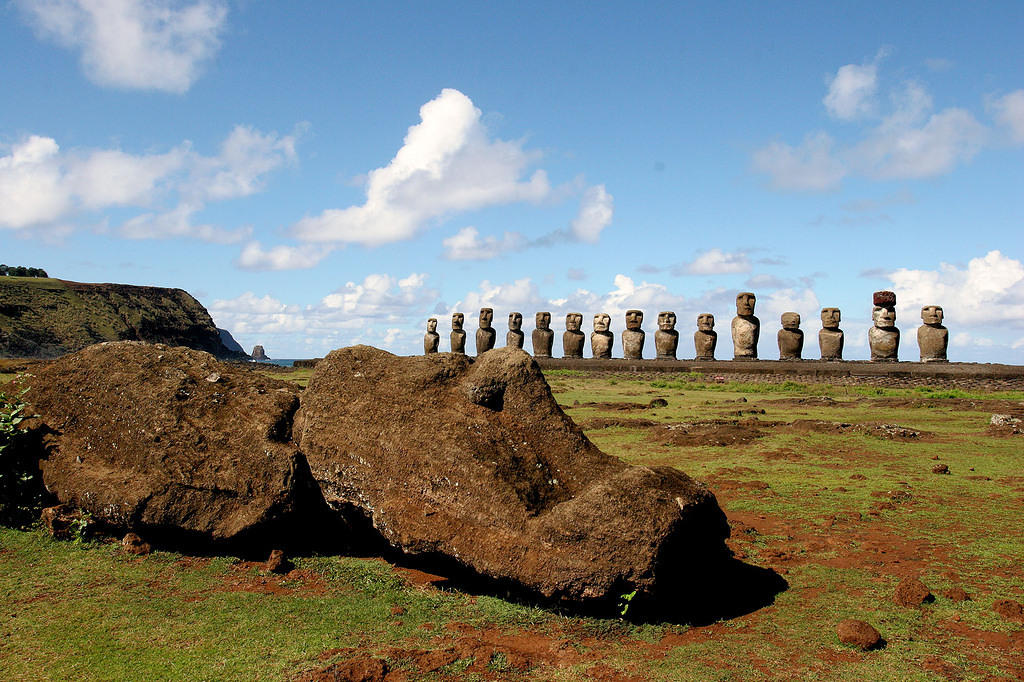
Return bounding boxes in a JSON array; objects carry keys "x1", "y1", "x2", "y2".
[
  {"x1": 294, "y1": 656, "x2": 390, "y2": 682},
  {"x1": 993, "y1": 599, "x2": 1024, "y2": 622},
  {"x1": 577, "y1": 417, "x2": 660, "y2": 430},
  {"x1": 392, "y1": 565, "x2": 449, "y2": 588},
  {"x1": 654, "y1": 419, "x2": 770, "y2": 447}
]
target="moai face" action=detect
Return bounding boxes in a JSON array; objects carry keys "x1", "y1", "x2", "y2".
[
  {"x1": 697, "y1": 314, "x2": 715, "y2": 332},
  {"x1": 508, "y1": 312, "x2": 523, "y2": 331},
  {"x1": 452, "y1": 312, "x2": 464, "y2": 330},
  {"x1": 872, "y1": 306, "x2": 896, "y2": 329},
  {"x1": 736, "y1": 292, "x2": 756, "y2": 316},
  {"x1": 536, "y1": 312, "x2": 551, "y2": 330},
  {"x1": 566, "y1": 313, "x2": 583, "y2": 332},
  {"x1": 426, "y1": 318, "x2": 437, "y2": 333},
  {"x1": 594, "y1": 313, "x2": 611, "y2": 332},
  {"x1": 658, "y1": 311, "x2": 677, "y2": 331},
  {"x1": 625, "y1": 310, "x2": 643, "y2": 330},
  {"x1": 921, "y1": 306, "x2": 943, "y2": 325},
  {"x1": 781, "y1": 312, "x2": 801, "y2": 330},
  {"x1": 821, "y1": 308, "x2": 841, "y2": 330},
  {"x1": 479, "y1": 308, "x2": 493, "y2": 328}
]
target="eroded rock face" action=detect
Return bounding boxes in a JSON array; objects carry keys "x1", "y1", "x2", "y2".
[
  {"x1": 24, "y1": 342, "x2": 329, "y2": 547},
  {"x1": 293, "y1": 345, "x2": 730, "y2": 603}
]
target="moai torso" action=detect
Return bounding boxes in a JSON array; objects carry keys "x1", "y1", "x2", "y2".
[
  {"x1": 694, "y1": 314, "x2": 717, "y2": 360},
  {"x1": 868, "y1": 291, "x2": 899, "y2": 362},
  {"x1": 506, "y1": 312, "x2": 525, "y2": 350},
  {"x1": 475, "y1": 308, "x2": 495, "y2": 355},
  {"x1": 622, "y1": 309, "x2": 645, "y2": 360},
  {"x1": 655, "y1": 311, "x2": 678, "y2": 360},
  {"x1": 918, "y1": 305, "x2": 948, "y2": 362},
  {"x1": 450, "y1": 312, "x2": 466, "y2": 354},
  {"x1": 732, "y1": 292, "x2": 759, "y2": 359},
  {"x1": 591, "y1": 313, "x2": 613, "y2": 359},
  {"x1": 532, "y1": 312, "x2": 553, "y2": 358},
  {"x1": 777, "y1": 312, "x2": 804, "y2": 361},
  {"x1": 818, "y1": 307, "x2": 844, "y2": 360},
  {"x1": 423, "y1": 318, "x2": 440, "y2": 354},
  {"x1": 563, "y1": 313, "x2": 585, "y2": 358}
]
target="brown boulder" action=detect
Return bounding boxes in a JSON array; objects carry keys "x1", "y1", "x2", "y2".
[
  {"x1": 836, "y1": 619, "x2": 882, "y2": 650},
  {"x1": 894, "y1": 577, "x2": 934, "y2": 607},
  {"x1": 293, "y1": 346, "x2": 730, "y2": 604},
  {"x1": 121, "y1": 532, "x2": 151, "y2": 555},
  {"x1": 24, "y1": 342, "x2": 330, "y2": 548}
]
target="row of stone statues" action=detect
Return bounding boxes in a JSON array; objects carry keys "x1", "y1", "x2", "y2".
[{"x1": 424, "y1": 291, "x2": 949, "y2": 362}]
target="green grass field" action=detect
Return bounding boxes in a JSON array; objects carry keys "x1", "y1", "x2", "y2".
[{"x1": 2, "y1": 370, "x2": 1022, "y2": 680}]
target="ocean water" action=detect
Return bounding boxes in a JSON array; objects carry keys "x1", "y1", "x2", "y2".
[{"x1": 255, "y1": 359, "x2": 302, "y2": 367}]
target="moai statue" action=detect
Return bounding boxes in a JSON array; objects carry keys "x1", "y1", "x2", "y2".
[
  {"x1": 918, "y1": 305, "x2": 948, "y2": 362},
  {"x1": 818, "y1": 307, "x2": 844, "y2": 361},
  {"x1": 506, "y1": 312, "x2": 525, "y2": 349},
  {"x1": 563, "y1": 313, "x2": 585, "y2": 358},
  {"x1": 591, "y1": 313, "x2": 614, "y2": 359},
  {"x1": 423, "y1": 318, "x2": 440, "y2": 354},
  {"x1": 655, "y1": 311, "x2": 679, "y2": 360},
  {"x1": 694, "y1": 313, "x2": 717, "y2": 360},
  {"x1": 622, "y1": 309, "x2": 645, "y2": 360},
  {"x1": 450, "y1": 312, "x2": 466, "y2": 354},
  {"x1": 868, "y1": 290, "x2": 899, "y2": 362},
  {"x1": 476, "y1": 307, "x2": 496, "y2": 354},
  {"x1": 777, "y1": 312, "x2": 804, "y2": 361},
  {"x1": 532, "y1": 312, "x2": 553, "y2": 358},
  {"x1": 731, "y1": 292, "x2": 760, "y2": 360}
]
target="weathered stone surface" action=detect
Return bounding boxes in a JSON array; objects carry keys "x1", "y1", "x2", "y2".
[
  {"x1": 870, "y1": 292, "x2": 899, "y2": 362},
  {"x1": 894, "y1": 577, "x2": 934, "y2": 607},
  {"x1": 423, "y1": 318, "x2": 439, "y2": 354},
  {"x1": 918, "y1": 305, "x2": 948, "y2": 363},
  {"x1": 655, "y1": 312, "x2": 678, "y2": 360},
  {"x1": 450, "y1": 313, "x2": 466, "y2": 354},
  {"x1": 41, "y1": 504, "x2": 94, "y2": 540},
  {"x1": 251, "y1": 345, "x2": 269, "y2": 361},
  {"x1": 873, "y1": 290, "x2": 896, "y2": 307},
  {"x1": 293, "y1": 345, "x2": 730, "y2": 603},
  {"x1": 506, "y1": 312, "x2": 524, "y2": 349},
  {"x1": 121, "y1": 532, "x2": 151, "y2": 555},
  {"x1": 25, "y1": 342, "x2": 329, "y2": 547},
  {"x1": 819, "y1": 307, "x2": 844, "y2": 361},
  {"x1": 591, "y1": 313, "x2": 613, "y2": 359},
  {"x1": 836, "y1": 619, "x2": 882, "y2": 650},
  {"x1": 475, "y1": 308, "x2": 496, "y2": 355},
  {"x1": 731, "y1": 293, "x2": 759, "y2": 360},
  {"x1": 694, "y1": 314, "x2": 717, "y2": 360},
  {"x1": 622, "y1": 310, "x2": 645, "y2": 360},
  {"x1": 531, "y1": 312, "x2": 553, "y2": 358},
  {"x1": 265, "y1": 548, "x2": 293, "y2": 574},
  {"x1": 777, "y1": 313, "x2": 803, "y2": 361},
  {"x1": 563, "y1": 313, "x2": 585, "y2": 359}
]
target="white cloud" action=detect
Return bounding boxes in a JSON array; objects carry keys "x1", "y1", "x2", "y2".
[
  {"x1": 751, "y1": 132, "x2": 846, "y2": 191},
  {"x1": 824, "y1": 61, "x2": 879, "y2": 120},
  {"x1": 570, "y1": 184, "x2": 613, "y2": 243},
  {"x1": 292, "y1": 89, "x2": 551, "y2": 247},
  {"x1": 0, "y1": 125, "x2": 298, "y2": 242},
  {"x1": 236, "y1": 241, "x2": 332, "y2": 271},
  {"x1": 990, "y1": 90, "x2": 1024, "y2": 144},
  {"x1": 441, "y1": 226, "x2": 526, "y2": 261},
  {"x1": 888, "y1": 251, "x2": 1024, "y2": 327},
  {"x1": 675, "y1": 248, "x2": 752, "y2": 276},
  {"x1": 18, "y1": 0, "x2": 227, "y2": 93}
]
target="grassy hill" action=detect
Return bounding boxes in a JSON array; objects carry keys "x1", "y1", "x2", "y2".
[{"x1": 0, "y1": 277, "x2": 248, "y2": 360}]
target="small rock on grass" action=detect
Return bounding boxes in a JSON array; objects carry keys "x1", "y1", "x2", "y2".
[
  {"x1": 648, "y1": 398, "x2": 668, "y2": 408},
  {"x1": 121, "y1": 532, "x2": 151, "y2": 556},
  {"x1": 836, "y1": 619, "x2": 882, "y2": 650},
  {"x1": 931, "y1": 463, "x2": 950, "y2": 474},
  {"x1": 993, "y1": 599, "x2": 1024, "y2": 622},
  {"x1": 894, "y1": 577, "x2": 934, "y2": 608},
  {"x1": 264, "y1": 549, "x2": 293, "y2": 574}
]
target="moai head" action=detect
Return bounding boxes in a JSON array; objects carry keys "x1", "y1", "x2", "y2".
[
  {"x1": 508, "y1": 312, "x2": 523, "y2": 331},
  {"x1": 536, "y1": 312, "x2": 551, "y2": 330},
  {"x1": 697, "y1": 313, "x2": 715, "y2": 332},
  {"x1": 566, "y1": 313, "x2": 583, "y2": 332},
  {"x1": 426, "y1": 318, "x2": 437, "y2": 333},
  {"x1": 658, "y1": 311, "x2": 677, "y2": 331},
  {"x1": 594, "y1": 313, "x2": 611, "y2": 332},
  {"x1": 452, "y1": 312, "x2": 464, "y2": 330},
  {"x1": 625, "y1": 309, "x2": 644, "y2": 330},
  {"x1": 872, "y1": 306, "x2": 896, "y2": 329},
  {"x1": 921, "y1": 305, "x2": 943, "y2": 325},
  {"x1": 479, "y1": 307, "x2": 493, "y2": 328},
  {"x1": 736, "y1": 292, "x2": 756, "y2": 316},
  {"x1": 781, "y1": 312, "x2": 801, "y2": 330},
  {"x1": 820, "y1": 308, "x2": 841, "y2": 330}
]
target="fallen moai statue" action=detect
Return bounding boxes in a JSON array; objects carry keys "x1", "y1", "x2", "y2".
[
  {"x1": 294, "y1": 346, "x2": 731, "y2": 603},
  {"x1": 23, "y1": 342, "x2": 332, "y2": 548}
]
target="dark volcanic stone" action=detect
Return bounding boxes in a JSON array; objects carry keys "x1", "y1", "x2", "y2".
[
  {"x1": 265, "y1": 549, "x2": 293, "y2": 573},
  {"x1": 894, "y1": 577, "x2": 934, "y2": 607},
  {"x1": 24, "y1": 342, "x2": 330, "y2": 548},
  {"x1": 293, "y1": 345, "x2": 730, "y2": 604},
  {"x1": 836, "y1": 619, "x2": 882, "y2": 650}
]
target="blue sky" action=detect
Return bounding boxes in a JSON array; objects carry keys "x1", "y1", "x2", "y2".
[{"x1": 2, "y1": 1, "x2": 1022, "y2": 361}]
